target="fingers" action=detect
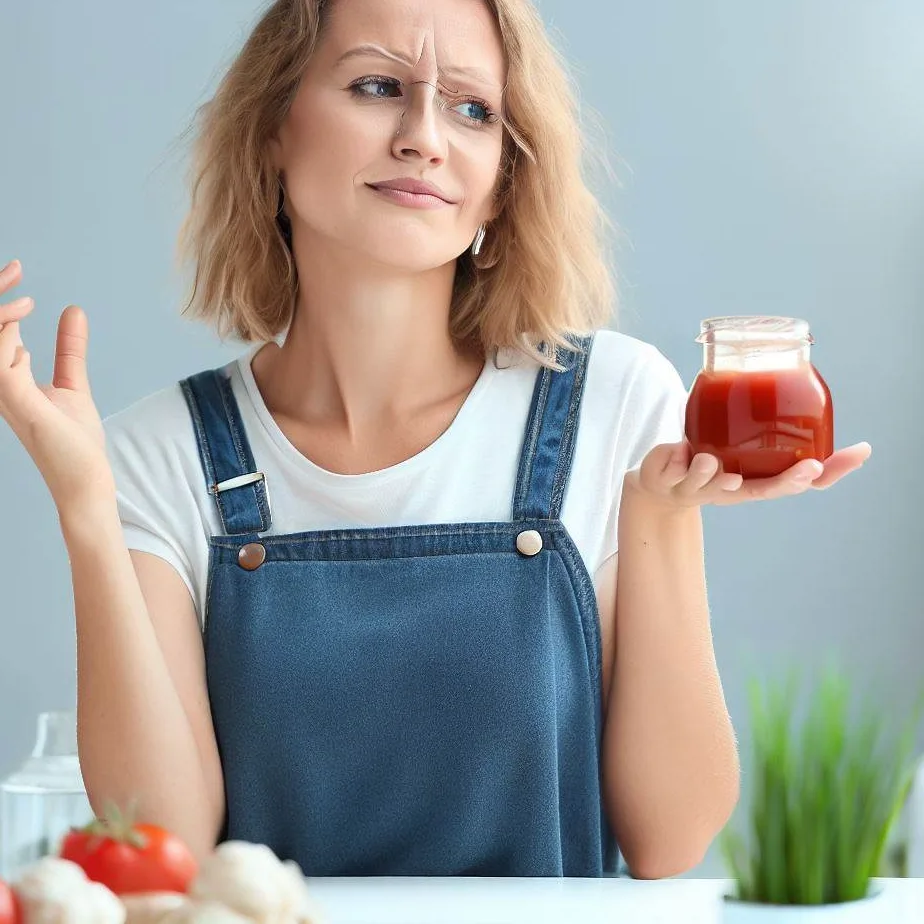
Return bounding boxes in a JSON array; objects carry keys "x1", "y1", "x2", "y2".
[
  {"x1": 809, "y1": 443, "x2": 872, "y2": 490},
  {"x1": 0, "y1": 320, "x2": 23, "y2": 368},
  {"x1": 638, "y1": 440, "x2": 873, "y2": 510},
  {"x1": 672, "y1": 452, "x2": 717, "y2": 496},
  {"x1": 639, "y1": 444, "x2": 745, "y2": 504},
  {"x1": 673, "y1": 453, "x2": 744, "y2": 498},
  {"x1": 52, "y1": 305, "x2": 90, "y2": 393},
  {"x1": 731, "y1": 448, "x2": 871, "y2": 501},
  {"x1": 719, "y1": 458, "x2": 823, "y2": 504},
  {"x1": 0, "y1": 296, "x2": 34, "y2": 326},
  {"x1": 0, "y1": 262, "x2": 33, "y2": 367},
  {"x1": 642, "y1": 442, "x2": 691, "y2": 489},
  {"x1": 0, "y1": 259, "x2": 23, "y2": 298}
]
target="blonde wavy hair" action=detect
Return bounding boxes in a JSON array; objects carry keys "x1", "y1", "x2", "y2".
[{"x1": 179, "y1": 0, "x2": 615, "y2": 366}]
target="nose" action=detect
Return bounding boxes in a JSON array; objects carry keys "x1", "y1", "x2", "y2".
[{"x1": 391, "y1": 82, "x2": 448, "y2": 166}]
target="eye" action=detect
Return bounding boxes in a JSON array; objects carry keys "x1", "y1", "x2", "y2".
[
  {"x1": 350, "y1": 76, "x2": 402, "y2": 99},
  {"x1": 454, "y1": 100, "x2": 493, "y2": 123},
  {"x1": 444, "y1": 93, "x2": 500, "y2": 128}
]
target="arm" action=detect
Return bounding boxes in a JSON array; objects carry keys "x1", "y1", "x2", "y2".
[
  {"x1": 594, "y1": 335, "x2": 870, "y2": 879},
  {"x1": 601, "y1": 480, "x2": 740, "y2": 880},
  {"x1": 0, "y1": 264, "x2": 224, "y2": 860},
  {"x1": 599, "y1": 429, "x2": 870, "y2": 878},
  {"x1": 63, "y1": 495, "x2": 225, "y2": 860}
]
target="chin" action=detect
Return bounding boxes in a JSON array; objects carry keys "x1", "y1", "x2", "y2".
[{"x1": 361, "y1": 239, "x2": 461, "y2": 274}]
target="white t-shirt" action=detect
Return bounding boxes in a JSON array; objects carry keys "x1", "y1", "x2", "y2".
[{"x1": 103, "y1": 330, "x2": 689, "y2": 629}]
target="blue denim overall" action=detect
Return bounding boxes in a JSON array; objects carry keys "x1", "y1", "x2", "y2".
[{"x1": 180, "y1": 338, "x2": 618, "y2": 877}]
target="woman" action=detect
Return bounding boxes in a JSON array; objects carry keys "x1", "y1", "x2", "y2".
[{"x1": 0, "y1": 0, "x2": 869, "y2": 879}]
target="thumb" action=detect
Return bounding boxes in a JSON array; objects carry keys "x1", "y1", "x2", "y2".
[{"x1": 52, "y1": 305, "x2": 90, "y2": 393}]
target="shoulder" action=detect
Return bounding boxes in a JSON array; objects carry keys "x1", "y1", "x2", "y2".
[
  {"x1": 584, "y1": 329, "x2": 688, "y2": 413},
  {"x1": 103, "y1": 381, "x2": 198, "y2": 476},
  {"x1": 101, "y1": 359, "x2": 242, "y2": 491},
  {"x1": 586, "y1": 329, "x2": 684, "y2": 388},
  {"x1": 100, "y1": 368, "x2": 239, "y2": 625},
  {"x1": 102, "y1": 361, "x2": 238, "y2": 452},
  {"x1": 488, "y1": 330, "x2": 687, "y2": 435},
  {"x1": 104, "y1": 381, "x2": 191, "y2": 442},
  {"x1": 580, "y1": 329, "x2": 689, "y2": 470},
  {"x1": 559, "y1": 331, "x2": 689, "y2": 573}
]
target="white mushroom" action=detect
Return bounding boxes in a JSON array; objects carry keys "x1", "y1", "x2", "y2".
[
  {"x1": 14, "y1": 856, "x2": 125, "y2": 924},
  {"x1": 189, "y1": 842, "x2": 322, "y2": 924}
]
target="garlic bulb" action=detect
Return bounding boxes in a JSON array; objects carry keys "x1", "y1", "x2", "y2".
[
  {"x1": 121, "y1": 892, "x2": 191, "y2": 924},
  {"x1": 161, "y1": 902, "x2": 253, "y2": 924},
  {"x1": 14, "y1": 857, "x2": 125, "y2": 924},
  {"x1": 189, "y1": 842, "x2": 321, "y2": 924}
]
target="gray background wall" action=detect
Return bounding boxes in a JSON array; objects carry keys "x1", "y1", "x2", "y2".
[{"x1": 1, "y1": 1, "x2": 922, "y2": 877}]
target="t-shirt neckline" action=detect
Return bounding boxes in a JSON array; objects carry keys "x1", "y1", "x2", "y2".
[{"x1": 234, "y1": 344, "x2": 498, "y2": 486}]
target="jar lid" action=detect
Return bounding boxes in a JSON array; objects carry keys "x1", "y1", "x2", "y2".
[{"x1": 696, "y1": 316, "x2": 813, "y2": 345}]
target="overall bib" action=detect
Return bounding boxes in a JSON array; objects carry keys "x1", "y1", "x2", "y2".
[{"x1": 180, "y1": 337, "x2": 618, "y2": 876}]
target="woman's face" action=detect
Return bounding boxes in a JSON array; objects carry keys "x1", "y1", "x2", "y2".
[{"x1": 272, "y1": 0, "x2": 507, "y2": 272}]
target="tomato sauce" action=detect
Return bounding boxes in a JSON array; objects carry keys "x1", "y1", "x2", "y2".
[{"x1": 685, "y1": 367, "x2": 834, "y2": 479}]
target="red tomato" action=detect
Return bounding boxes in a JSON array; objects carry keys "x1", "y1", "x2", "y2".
[
  {"x1": 60, "y1": 810, "x2": 197, "y2": 896},
  {"x1": 0, "y1": 880, "x2": 20, "y2": 924}
]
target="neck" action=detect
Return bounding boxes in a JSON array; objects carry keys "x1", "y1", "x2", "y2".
[{"x1": 253, "y1": 234, "x2": 483, "y2": 431}]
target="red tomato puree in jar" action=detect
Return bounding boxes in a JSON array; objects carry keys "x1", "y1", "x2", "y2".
[{"x1": 684, "y1": 317, "x2": 834, "y2": 479}]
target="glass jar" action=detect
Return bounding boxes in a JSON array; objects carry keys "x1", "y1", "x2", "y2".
[
  {"x1": 684, "y1": 316, "x2": 834, "y2": 479},
  {"x1": 0, "y1": 710, "x2": 93, "y2": 881}
]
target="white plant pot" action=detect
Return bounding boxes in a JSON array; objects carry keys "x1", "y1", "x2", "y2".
[{"x1": 720, "y1": 889, "x2": 884, "y2": 923}]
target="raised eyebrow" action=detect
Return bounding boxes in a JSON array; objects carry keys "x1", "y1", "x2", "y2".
[
  {"x1": 335, "y1": 45, "x2": 503, "y2": 92},
  {"x1": 335, "y1": 44, "x2": 414, "y2": 69},
  {"x1": 438, "y1": 65, "x2": 503, "y2": 91}
]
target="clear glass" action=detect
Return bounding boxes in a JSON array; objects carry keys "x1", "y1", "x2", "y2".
[
  {"x1": 0, "y1": 710, "x2": 94, "y2": 880},
  {"x1": 685, "y1": 316, "x2": 834, "y2": 479}
]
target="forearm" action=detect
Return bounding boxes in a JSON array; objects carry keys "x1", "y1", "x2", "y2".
[
  {"x1": 603, "y1": 483, "x2": 740, "y2": 879},
  {"x1": 61, "y1": 496, "x2": 221, "y2": 858}
]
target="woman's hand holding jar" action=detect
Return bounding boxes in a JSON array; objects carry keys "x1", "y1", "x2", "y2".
[{"x1": 624, "y1": 316, "x2": 871, "y2": 508}]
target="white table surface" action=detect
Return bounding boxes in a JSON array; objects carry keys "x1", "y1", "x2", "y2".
[{"x1": 305, "y1": 877, "x2": 924, "y2": 923}]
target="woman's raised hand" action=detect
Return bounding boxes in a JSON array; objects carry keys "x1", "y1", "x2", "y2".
[{"x1": 0, "y1": 260, "x2": 115, "y2": 511}]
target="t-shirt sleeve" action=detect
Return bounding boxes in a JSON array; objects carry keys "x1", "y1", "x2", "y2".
[
  {"x1": 102, "y1": 388, "x2": 206, "y2": 614},
  {"x1": 597, "y1": 342, "x2": 690, "y2": 569},
  {"x1": 621, "y1": 346, "x2": 690, "y2": 476}
]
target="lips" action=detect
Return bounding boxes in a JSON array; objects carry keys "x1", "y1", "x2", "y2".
[{"x1": 368, "y1": 178, "x2": 455, "y2": 203}]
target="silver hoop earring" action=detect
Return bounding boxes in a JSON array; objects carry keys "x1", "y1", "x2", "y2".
[{"x1": 472, "y1": 223, "x2": 486, "y2": 257}]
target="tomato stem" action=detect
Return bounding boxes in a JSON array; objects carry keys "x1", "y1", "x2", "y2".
[{"x1": 77, "y1": 800, "x2": 148, "y2": 849}]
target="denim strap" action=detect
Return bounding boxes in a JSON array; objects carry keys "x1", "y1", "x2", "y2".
[
  {"x1": 512, "y1": 335, "x2": 594, "y2": 521},
  {"x1": 180, "y1": 369, "x2": 272, "y2": 536}
]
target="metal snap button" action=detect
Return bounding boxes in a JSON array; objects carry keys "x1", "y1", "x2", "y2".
[
  {"x1": 516, "y1": 530, "x2": 543, "y2": 557},
  {"x1": 238, "y1": 542, "x2": 267, "y2": 571}
]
